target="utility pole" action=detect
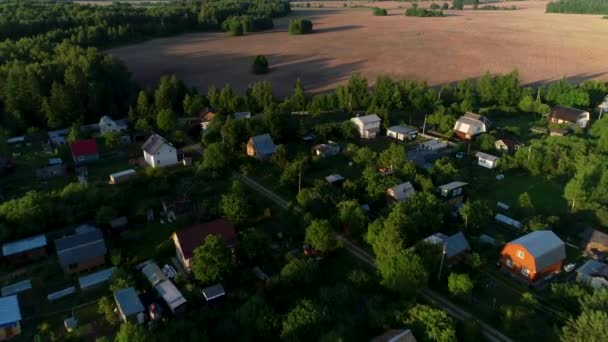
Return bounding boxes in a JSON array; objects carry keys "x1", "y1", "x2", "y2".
[
  {"x1": 527, "y1": 145, "x2": 533, "y2": 162},
  {"x1": 298, "y1": 164, "x2": 302, "y2": 195},
  {"x1": 422, "y1": 113, "x2": 427, "y2": 135},
  {"x1": 437, "y1": 244, "x2": 447, "y2": 281}
]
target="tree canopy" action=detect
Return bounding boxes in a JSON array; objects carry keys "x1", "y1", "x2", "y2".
[{"x1": 192, "y1": 234, "x2": 235, "y2": 285}]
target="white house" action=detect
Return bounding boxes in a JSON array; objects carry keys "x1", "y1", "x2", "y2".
[
  {"x1": 142, "y1": 133, "x2": 179, "y2": 168},
  {"x1": 387, "y1": 182, "x2": 416, "y2": 203},
  {"x1": 99, "y1": 116, "x2": 128, "y2": 135},
  {"x1": 350, "y1": 114, "x2": 381, "y2": 139},
  {"x1": 475, "y1": 152, "x2": 499, "y2": 169},
  {"x1": 387, "y1": 125, "x2": 417, "y2": 141},
  {"x1": 453, "y1": 113, "x2": 491, "y2": 140}
]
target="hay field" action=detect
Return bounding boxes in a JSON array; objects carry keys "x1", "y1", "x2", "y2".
[{"x1": 107, "y1": 1, "x2": 608, "y2": 96}]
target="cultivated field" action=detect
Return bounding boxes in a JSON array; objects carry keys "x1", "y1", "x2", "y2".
[{"x1": 107, "y1": 1, "x2": 608, "y2": 96}]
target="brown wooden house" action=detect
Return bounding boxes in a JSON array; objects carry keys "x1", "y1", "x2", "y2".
[
  {"x1": 581, "y1": 228, "x2": 608, "y2": 260},
  {"x1": 54, "y1": 227, "x2": 107, "y2": 274},
  {"x1": 172, "y1": 219, "x2": 236, "y2": 271}
]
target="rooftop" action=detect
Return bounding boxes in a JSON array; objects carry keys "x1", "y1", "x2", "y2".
[
  {"x1": 142, "y1": 263, "x2": 168, "y2": 287},
  {"x1": 0, "y1": 295, "x2": 21, "y2": 325},
  {"x1": 155, "y1": 280, "x2": 186, "y2": 312},
  {"x1": 2, "y1": 234, "x2": 47, "y2": 257},
  {"x1": 54, "y1": 228, "x2": 106, "y2": 267},
  {"x1": 438, "y1": 181, "x2": 468, "y2": 192},
  {"x1": 550, "y1": 105, "x2": 588, "y2": 122},
  {"x1": 387, "y1": 125, "x2": 417, "y2": 134},
  {"x1": 202, "y1": 284, "x2": 225, "y2": 301},
  {"x1": 78, "y1": 267, "x2": 116, "y2": 290},
  {"x1": 71, "y1": 139, "x2": 99, "y2": 157},
  {"x1": 576, "y1": 260, "x2": 608, "y2": 279},
  {"x1": 249, "y1": 134, "x2": 277, "y2": 156},
  {"x1": 173, "y1": 219, "x2": 236, "y2": 260},
  {"x1": 509, "y1": 230, "x2": 566, "y2": 270},
  {"x1": 1, "y1": 280, "x2": 32, "y2": 297},
  {"x1": 351, "y1": 114, "x2": 381, "y2": 125},
  {"x1": 142, "y1": 133, "x2": 173, "y2": 154},
  {"x1": 114, "y1": 287, "x2": 145, "y2": 316},
  {"x1": 475, "y1": 152, "x2": 499, "y2": 162},
  {"x1": 388, "y1": 182, "x2": 416, "y2": 201}
]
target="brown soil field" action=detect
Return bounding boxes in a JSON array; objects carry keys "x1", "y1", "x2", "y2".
[{"x1": 107, "y1": 1, "x2": 608, "y2": 97}]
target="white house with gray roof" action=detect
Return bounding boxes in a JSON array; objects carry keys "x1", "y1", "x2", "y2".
[
  {"x1": 387, "y1": 125, "x2": 417, "y2": 141},
  {"x1": 351, "y1": 114, "x2": 381, "y2": 139},
  {"x1": 142, "y1": 133, "x2": 179, "y2": 168},
  {"x1": 453, "y1": 113, "x2": 491, "y2": 140}
]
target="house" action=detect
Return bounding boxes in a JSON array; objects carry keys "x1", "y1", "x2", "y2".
[
  {"x1": 453, "y1": 113, "x2": 491, "y2": 140},
  {"x1": 580, "y1": 228, "x2": 608, "y2": 260},
  {"x1": 246, "y1": 134, "x2": 277, "y2": 160},
  {"x1": 2, "y1": 234, "x2": 47, "y2": 265},
  {"x1": 202, "y1": 284, "x2": 225, "y2": 303},
  {"x1": 371, "y1": 329, "x2": 417, "y2": 342},
  {"x1": 495, "y1": 138, "x2": 522, "y2": 152},
  {"x1": 350, "y1": 114, "x2": 381, "y2": 139},
  {"x1": 387, "y1": 125, "x2": 418, "y2": 141},
  {"x1": 499, "y1": 230, "x2": 566, "y2": 282},
  {"x1": 325, "y1": 174, "x2": 345, "y2": 186},
  {"x1": 54, "y1": 227, "x2": 107, "y2": 274},
  {"x1": 172, "y1": 218, "x2": 236, "y2": 271},
  {"x1": 423, "y1": 232, "x2": 471, "y2": 262},
  {"x1": 37, "y1": 159, "x2": 65, "y2": 179},
  {"x1": 575, "y1": 260, "x2": 608, "y2": 289},
  {"x1": 109, "y1": 169, "x2": 137, "y2": 184},
  {"x1": 200, "y1": 107, "x2": 216, "y2": 131},
  {"x1": 114, "y1": 288, "x2": 145, "y2": 324},
  {"x1": 0, "y1": 295, "x2": 22, "y2": 341},
  {"x1": 475, "y1": 152, "x2": 499, "y2": 169},
  {"x1": 313, "y1": 142, "x2": 341, "y2": 158},
  {"x1": 437, "y1": 181, "x2": 468, "y2": 206},
  {"x1": 233, "y1": 112, "x2": 251, "y2": 120},
  {"x1": 71, "y1": 139, "x2": 99, "y2": 164},
  {"x1": 548, "y1": 106, "x2": 590, "y2": 129},
  {"x1": 99, "y1": 116, "x2": 128, "y2": 135},
  {"x1": 141, "y1": 133, "x2": 179, "y2": 168},
  {"x1": 387, "y1": 182, "x2": 416, "y2": 203}
]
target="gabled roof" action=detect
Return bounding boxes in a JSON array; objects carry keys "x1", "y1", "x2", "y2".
[
  {"x1": 454, "y1": 113, "x2": 490, "y2": 134},
  {"x1": 581, "y1": 228, "x2": 608, "y2": 248},
  {"x1": 200, "y1": 107, "x2": 216, "y2": 122},
  {"x1": 142, "y1": 133, "x2": 173, "y2": 154},
  {"x1": 475, "y1": 152, "x2": 499, "y2": 162},
  {"x1": 351, "y1": 114, "x2": 381, "y2": 125},
  {"x1": 0, "y1": 295, "x2": 21, "y2": 325},
  {"x1": 2, "y1": 234, "x2": 47, "y2": 256},
  {"x1": 445, "y1": 232, "x2": 471, "y2": 258},
  {"x1": 173, "y1": 219, "x2": 236, "y2": 260},
  {"x1": 249, "y1": 134, "x2": 277, "y2": 156},
  {"x1": 388, "y1": 182, "x2": 416, "y2": 202},
  {"x1": 114, "y1": 287, "x2": 145, "y2": 316},
  {"x1": 438, "y1": 181, "x2": 468, "y2": 192},
  {"x1": 71, "y1": 139, "x2": 98, "y2": 157},
  {"x1": 576, "y1": 259, "x2": 608, "y2": 279},
  {"x1": 509, "y1": 230, "x2": 566, "y2": 271},
  {"x1": 54, "y1": 228, "x2": 106, "y2": 267},
  {"x1": 387, "y1": 125, "x2": 417, "y2": 135},
  {"x1": 550, "y1": 106, "x2": 588, "y2": 123},
  {"x1": 1, "y1": 280, "x2": 32, "y2": 297}
]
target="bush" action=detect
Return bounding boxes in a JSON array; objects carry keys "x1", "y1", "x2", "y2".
[
  {"x1": 430, "y1": 3, "x2": 441, "y2": 10},
  {"x1": 373, "y1": 7, "x2": 388, "y2": 16},
  {"x1": 442, "y1": 2, "x2": 449, "y2": 10},
  {"x1": 223, "y1": 16, "x2": 244, "y2": 36},
  {"x1": 288, "y1": 19, "x2": 313, "y2": 35},
  {"x1": 252, "y1": 55, "x2": 269, "y2": 74},
  {"x1": 405, "y1": 7, "x2": 444, "y2": 17}
]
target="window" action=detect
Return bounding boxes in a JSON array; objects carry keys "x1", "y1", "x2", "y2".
[
  {"x1": 521, "y1": 268, "x2": 530, "y2": 277},
  {"x1": 441, "y1": 189, "x2": 448, "y2": 197},
  {"x1": 454, "y1": 188, "x2": 462, "y2": 196},
  {"x1": 505, "y1": 259, "x2": 512, "y2": 268},
  {"x1": 517, "y1": 250, "x2": 525, "y2": 259},
  {"x1": 78, "y1": 156, "x2": 85, "y2": 161}
]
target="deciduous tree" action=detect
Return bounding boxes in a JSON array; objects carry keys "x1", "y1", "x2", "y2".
[{"x1": 192, "y1": 234, "x2": 235, "y2": 285}]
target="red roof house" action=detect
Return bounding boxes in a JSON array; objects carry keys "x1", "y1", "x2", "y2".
[
  {"x1": 171, "y1": 218, "x2": 236, "y2": 270},
  {"x1": 71, "y1": 139, "x2": 99, "y2": 164}
]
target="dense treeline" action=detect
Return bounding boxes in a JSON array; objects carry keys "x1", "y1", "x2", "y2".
[
  {"x1": 546, "y1": 0, "x2": 608, "y2": 15},
  {"x1": 0, "y1": 0, "x2": 290, "y2": 135}
]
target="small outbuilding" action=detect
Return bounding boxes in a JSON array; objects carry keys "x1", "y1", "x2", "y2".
[
  {"x1": 386, "y1": 125, "x2": 417, "y2": 141},
  {"x1": 453, "y1": 113, "x2": 491, "y2": 140},
  {"x1": 2, "y1": 234, "x2": 47, "y2": 265},
  {"x1": 423, "y1": 232, "x2": 471, "y2": 262},
  {"x1": 99, "y1": 116, "x2": 128, "y2": 135},
  {"x1": 475, "y1": 152, "x2": 499, "y2": 169},
  {"x1": 114, "y1": 287, "x2": 145, "y2": 324},
  {"x1": 576, "y1": 260, "x2": 608, "y2": 289},
  {"x1": 109, "y1": 169, "x2": 136, "y2": 184},
  {"x1": 202, "y1": 284, "x2": 226, "y2": 304},
  {"x1": 233, "y1": 112, "x2": 251, "y2": 120},
  {"x1": 325, "y1": 174, "x2": 345, "y2": 186},
  {"x1": 247, "y1": 134, "x2": 277, "y2": 160},
  {"x1": 580, "y1": 228, "x2": 608, "y2": 260},
  {"x1": 71, "y1": 139, "x2": 99, "y2": 164},
  {"x1": 387, "y1": 182, "x2": 416, "y2": 203},
  {"x1": 313, "y1": 142, "x2": 341, "y2": 158},
  {"x1": 495, "y1": 138, "x2": 522, "y2": 152},
  {"x1": 437, "y1": 181, "x2": 468, "y2": 206},
  {"x1": 350, "y1": 114, "x2": 381, "y2": 139},
  {"x1": 0, "y1": 295, "x2": 22, "y2": 340}
]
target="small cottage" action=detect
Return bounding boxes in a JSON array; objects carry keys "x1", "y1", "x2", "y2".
[
  {"x1": 0, "y1": 295, "x2": 22, "y2": 340},
  {"x1": 423, "y1": 232, "x2": 471, "y2": 262},
  {"x1": 99, "y1": 116, "x2": 128, "y2": 135},
  {"x1": 548, "y1": 106, "x2": 590, "y2": 129},
  {"x1": 350, "y1": 114, "x2": 381, "y2": 139},
  {"x1": 2, "y1": 234, "x2": 47, "y2": 265},
  {"x1": 114, "y1": 287, "x2": 145, "y2": 324},
  {"x1": 580, "y1": 228, "x2": 608, "y2": 260},
  {"x1": 202, "y1": 284, "x2": 226, "y2": 304},
  {"x1": 142, "y1": 133, "x2": 179, "y2": 168},
  {"x1": 325, "y1": 174, "x2": 345, "y2": 186},
  {"x1": 500, "y1": 230, "x2": 566, "y2": 282},
  {"x1": 475, "y1": 152, "x2": 499, "y2": 169},
  {"x1": 71, "y1": 139, "x2": 99, "y2": 164},
  {"x1": 576, "y1": 260, "x2": 608, "y2": 289},
  {"x1": 387, "y1": 182, "x2": 416, "y2": 203},
  {"x1": 495, "y1": 138, "x2": 521, "y2": 152},
  {"x1": 172, "y1": 219, "x2": 236, "y2": 271},
  {"x1": 247, "y1": 134, "x2": 277, "y2": 160},
  {"x1": 437, "y1": 181, "x2": 468, "y2": 206},
  {"x1": 313, "y1": 142, "x2": 341, "y2": 158},
  {"x1": 55, "y1": 227, "x2": 107, "y2": 274},
  {"x1": 109, "y1": 169, "x2": 136, "y2": 184},
  {"x1": 387, "y1": 125, "x2": 418, "y2": 141},
  {"x1": 453, "y1": 113, "x2": 491, "y2": 140}
]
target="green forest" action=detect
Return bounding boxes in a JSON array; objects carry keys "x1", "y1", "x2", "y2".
[
  {"x1": 546, "y1": 0, "x2": 608, "y2": 14},
  {"x1": 0, "y1": 0, "x2": 290, "y2": 135}
]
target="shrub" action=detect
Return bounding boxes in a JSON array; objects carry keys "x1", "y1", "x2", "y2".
[
  {"x1": 252, "y1": 55, "x2": 269, "y2": 74},
  {"x1": 223, "y1": 16, "x2": 244, "y2": 36},
  {"x1": 288, "y1": 19, "x2": 313, "y2": 35},
  {"x1": 430, "y1": 3, "x2": 441, "y2": 10},
  {"x1": 405, "y1": 7, "x2": 444, "y2": 17},
  {"x1": 442, "y1": 2, "x2": 449, "y2": 10},
  {"x1": 373, "y1": 7, "x2": 388, "y2": 16}
]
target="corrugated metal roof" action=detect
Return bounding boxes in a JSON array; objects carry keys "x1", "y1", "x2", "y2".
[
  {"x1": 1, "y1": 280, "x2": 32, "y2": 297},
  {"x1": 250, "y1": 134, "x2": 277, "y2": 156},
  {"x1": 2, "y1": 234, "x2": 47, "y2": 256},
  {"x1": 233, "y1": 112, "x2": 251, "y2": 120},
  {"x1": 202, "y1": 284, "x2": 225, "y2": 301},
  {"x1": 510, "y1": 230, "x2": 566, "y2": 271},
  {"x1": 387, "y1": 125, "x2": 417, "y2": 135},
  {"x1": 78, "y1": 267, "x2": 116, "y2": 289},
  {"x1": 445, "y1": 232, "x2": 471, "y2": 258},
  {"x1": 155, "y1": 280, "x2": 186, "y2": 312},
  {"x1": 114, "y1": 287, "x2": 144, "y2": 317},
  {"x1": 438, "y1": 181, "x2": 468, "y2": 192},
  {"x1": 55, "y1": 229, "x2": 106, "y2": 267},
  {"x1": 0, "y1": 295, "x2": 21, "y2": 325},
  {"x1": 142, "y1": 263, "x2": 167, "y2": 287}
]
